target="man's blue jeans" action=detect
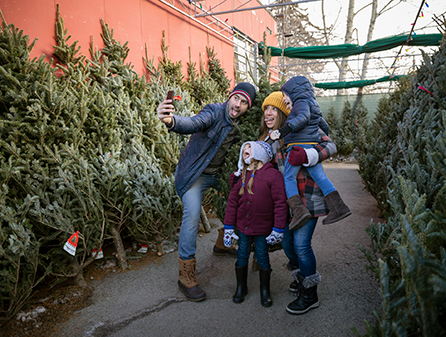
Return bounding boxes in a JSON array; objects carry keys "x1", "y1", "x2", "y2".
[
  {"x1": 284, "y1": 144, "x2": 336, "y2": 198},
  {"x1": 281, "y1": 217, "x2": 318, "y2": 277},
  {"x1": 236, "y1": 231, "x2": 270, "y2": 270},
  {"x1": 178, "y1": 174, "x2": 220, "y2": 260}
]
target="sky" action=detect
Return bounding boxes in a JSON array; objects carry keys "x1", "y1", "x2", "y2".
[
  {"x1": 301, "y1": 0, "x2": 445, "y2": 44},
  {"x1": 285, "y1": 0, "x2": 446, "y2": 93}
]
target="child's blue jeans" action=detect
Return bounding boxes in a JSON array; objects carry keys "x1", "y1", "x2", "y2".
[
  {"x1": 236, "y1": 231, "x2": 270, "y2": 270},
  {"x1": 284, "y1": 144, "x2": 336, "y2": 199}
]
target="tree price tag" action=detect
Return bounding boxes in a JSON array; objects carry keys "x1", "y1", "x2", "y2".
[
  {"x1": 63, "y1": 231, "x2": 79, "y2": 256},
  {"x1": 138, "y1": 244, "x2": 148, "y2": 253},
  {"x1": 92, "y1": 248, "x2": 104, "y2": 259}
]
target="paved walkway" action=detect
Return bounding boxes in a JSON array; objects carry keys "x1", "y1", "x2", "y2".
[{"x1": 57, "y1": 162, "x2": 382, "y2": 337}]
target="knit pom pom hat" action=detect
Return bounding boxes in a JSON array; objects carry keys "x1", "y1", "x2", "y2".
[
  {"x1": 235, "y1": 141, "x2": 273, "y2": 176},
  {"x1": 261, "y1": 91, "x2": 290, "y2": 116},
  {"x1": 229, "y1": 82, "x2": 256, "y2": 108}
]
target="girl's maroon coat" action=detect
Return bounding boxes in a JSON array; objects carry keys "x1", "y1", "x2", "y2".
[{"x1": 224, "y1": 162, "x2": 288, "y2": 236}]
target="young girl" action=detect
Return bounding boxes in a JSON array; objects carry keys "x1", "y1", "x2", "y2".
[
  {"x1": 270, "y1": 76, "x2": 351, "y2": 230},
  {"x1": 223, "y1": 141, "x2": 288, "y2": 307}
]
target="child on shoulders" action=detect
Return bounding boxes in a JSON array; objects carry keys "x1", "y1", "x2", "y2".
[{"x1": 270, "y1": 76, "x2": 351, "y2": 230}]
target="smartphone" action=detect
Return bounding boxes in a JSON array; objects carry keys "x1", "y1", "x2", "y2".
[
  {"x1": 164, "y1": 90, "x2": 175, "y2": 115},
  {"x1": 166, "y1": 90, "x2": 174, "y2": 101}
]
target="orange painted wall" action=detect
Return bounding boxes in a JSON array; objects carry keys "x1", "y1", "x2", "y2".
[{"x1": 1, "y1": 0, "x2": 278, "y2": 86}]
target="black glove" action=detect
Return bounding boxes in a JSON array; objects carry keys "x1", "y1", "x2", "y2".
[
  {"x1": 265, "y1": 137, "x2": 274, "y2": 145},
  {"x1": 277, "y1": 124, "x2": 292, "y2": 139}
]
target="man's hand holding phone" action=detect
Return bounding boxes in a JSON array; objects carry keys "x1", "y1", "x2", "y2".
[{"x1": 157, "y1": 90, "x2": 175, "y2": 125}]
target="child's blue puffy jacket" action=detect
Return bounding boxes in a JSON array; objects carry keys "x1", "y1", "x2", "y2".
[{"x1": 281, "y1": 76, "x2": 329, "y2": 145}]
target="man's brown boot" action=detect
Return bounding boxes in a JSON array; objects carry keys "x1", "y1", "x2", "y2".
[
  {"x1": 178, "y1": 257, "x2": 206, "y2": 302},
  {"x1": 323, "y1": 191, "x2": 352, "y2": 225},
  {"x1": 213, "y1": 228, "x2": 237, "y2": 257},
  {"x1": 287, "y1": 195, "x2": 311, "y2": 230}
]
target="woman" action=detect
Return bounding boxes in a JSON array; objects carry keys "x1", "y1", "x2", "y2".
[{"x1": 259, "y1": 91, "x2": 337, "y2": 315}]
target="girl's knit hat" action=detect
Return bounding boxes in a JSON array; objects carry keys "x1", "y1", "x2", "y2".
[
  {"x1": 235, "y1": 141, "x2": 273, "y2": 176},
  {"x1": 261, "y1": 91, "x2": 290, "y2": 116}
]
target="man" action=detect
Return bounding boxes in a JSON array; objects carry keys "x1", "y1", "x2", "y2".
[{"x1": 157, "y1": 83, "x2": 256, "y2": 301}]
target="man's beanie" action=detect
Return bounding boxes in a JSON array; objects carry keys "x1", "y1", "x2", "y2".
[
  {"x1": 262, "y1": 91, "x2": 290, "y2": 116},
  {"x1": 229, "y1": 82, "x2": 256, "y2": 108}
]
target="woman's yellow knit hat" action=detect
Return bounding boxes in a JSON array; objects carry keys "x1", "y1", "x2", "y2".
[{"x1": 261, "y1": 91, "x2": 290, "y2": 116}]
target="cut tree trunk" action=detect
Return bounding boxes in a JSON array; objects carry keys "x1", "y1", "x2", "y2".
[
  {"x1": 110, "y1": 225, "x2": 128, "y2": 270},
  {"x1": 200, "y1": 205, "x2": 211, "y2": 233},
  {"x1": 73, "y1": 259, "x2": 88, "y2": 287}
]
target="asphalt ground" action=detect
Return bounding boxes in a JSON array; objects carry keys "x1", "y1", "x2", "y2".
[{"x1": 57, "y1": 162, "x2": 382, "y2": 337}]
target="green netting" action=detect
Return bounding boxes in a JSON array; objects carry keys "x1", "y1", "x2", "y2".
[
  {"x1": 260, "y1": 33, "x2": 443, "y2": 59},
  {"x1": 314, "y1": 75, "x2": 407, "y2": 89}
]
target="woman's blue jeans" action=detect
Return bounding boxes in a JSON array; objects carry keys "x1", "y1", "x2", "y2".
[
  {"x1": 284, "y1": 144, "x2": 336, "y2": 198},
  {"x1": 236, "y1": 231, "x2": 270, "y2": 270},
  {"x1": 178, "y1": 174, "x2": 220, "y2": 260},
  {"x1": 281, "y1": 217, "x2": 318, "y2": 277}
]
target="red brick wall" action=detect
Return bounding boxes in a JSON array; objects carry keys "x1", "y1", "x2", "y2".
[{"x1": 1, "y1": 0, "x2": 278, "y2": 86}]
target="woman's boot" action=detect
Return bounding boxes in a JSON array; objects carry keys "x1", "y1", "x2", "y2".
[
  {"x1": 286, "y1": 270, "x2": 320, "y2": 314},
  {"x1": 259, "y1": 268, "x2": 272, "y2": 307},
  {"x1": 287, "y1": 195, "x2": 311, "y2": 230},
  {"x1": 178, "y1": 257, "x2": 206, "y2": 302},
  {"x1": 286, "y1": 263, "x2": 300, "y2": 293},
  {"x1": 233, "y1": 264, "x2": 248, "y2": 303}
]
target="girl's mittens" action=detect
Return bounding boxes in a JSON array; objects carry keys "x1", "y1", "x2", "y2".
[
  {"x1": 223, "y1": 225, "x2": 239, "y2": 247},
  {"x1": 266, "y1": 227, "x2": 285, "y2": 245}
]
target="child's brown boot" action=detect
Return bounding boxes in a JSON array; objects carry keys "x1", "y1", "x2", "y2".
[
  {"x1": 287, "y1": 195, "x2": 311, "y2": 230},
  {"x1": 323, "y1": 191, "x2": 352, "y2": 225}
]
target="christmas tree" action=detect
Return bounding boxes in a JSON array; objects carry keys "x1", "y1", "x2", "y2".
[
  {"x1": 355, "y1": 17, "x2": 446, "y2": 336},
  {"x1": 1, "y1": 6, "x2": 234, "y2": 319},
  {"x1": 336, "y1": 100, "x2": 355, "y2": 156}
]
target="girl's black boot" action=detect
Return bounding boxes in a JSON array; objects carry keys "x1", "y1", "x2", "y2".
[
  {"x1": 259, "y1": 268, "x2": 272, "y2": 307},
  {"x1": 233, "y1": 264, "x2": 248, "y2": 303}
]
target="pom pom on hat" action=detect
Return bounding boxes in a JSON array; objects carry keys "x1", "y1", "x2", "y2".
[
  {"x1": 262, "y1": 91, "x2": 290, "y2": 116},
  {"x1": 229, "y1": 82, "x2": 256, "y2": 108}
]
